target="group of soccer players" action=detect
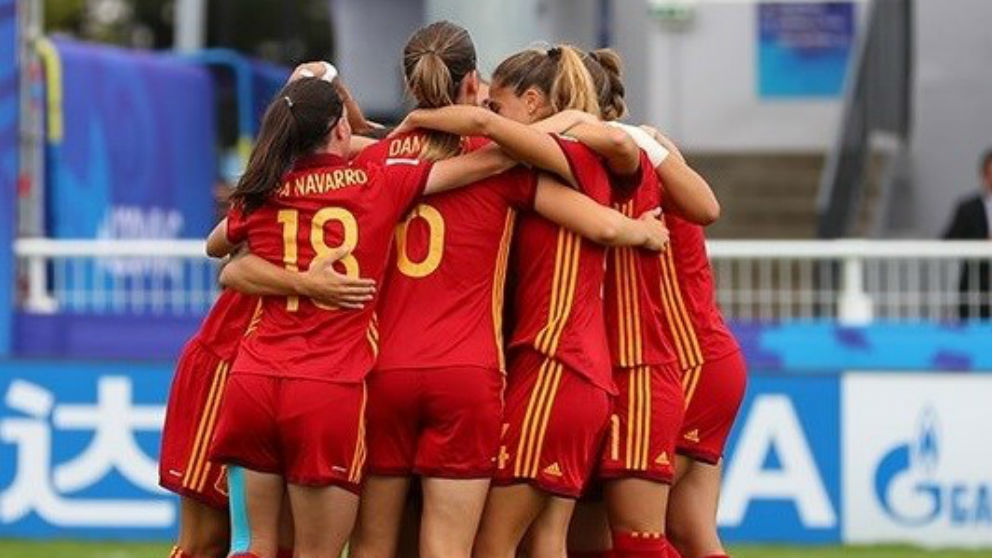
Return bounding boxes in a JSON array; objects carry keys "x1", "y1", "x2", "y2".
[{"x1": 158, "y1": 20, "x2": 746, "y2": 558}]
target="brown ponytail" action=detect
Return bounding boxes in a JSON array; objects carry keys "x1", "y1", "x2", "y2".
[
  {"x1": 492, "y1": 44, "x2": 601, "y2": 117},
  {"x1": 231, "y1": 78, "x2": 343, "y2": 214},
  {"x1": 585, "y1": 48, "x2": 627, "y2": 121},
  {"x1": 403, "y1": 21, "x2": 477, "y2": 161}
]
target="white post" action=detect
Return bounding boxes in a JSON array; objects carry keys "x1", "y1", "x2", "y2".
[
  {"x1": 838, "y1": 254, "x2": 873, "y2": 325},
  {"x1": 24, "y1": 254, "x2": 57, "y2": 313},
  {"x1": 174, "y1": 0, "x2": 206, "y2": 52}
]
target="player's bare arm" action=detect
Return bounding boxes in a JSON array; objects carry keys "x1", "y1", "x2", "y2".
[
  {"x1": 534, "y1": 174, "x2": 668, "y2": 251},
  {"x1": 393, "y1": 105, "x2": 579, "y2": 188},
  {"x1": 219, "y1": 250, "x2": 376, "y2": 310},
  {"x1": 638, "y1": 124, "x2": 720, "y2": 225}
]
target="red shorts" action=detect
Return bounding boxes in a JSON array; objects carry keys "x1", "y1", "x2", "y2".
[
  {"x1": 599, "y1": 363, "x2": 683, "y2": 484},
  {"x1": 365, "y1": 366, "x2": 503, "y2": 478},
  {"x1": 493, "y1": 351, "x2": 611, "y2": 498},
  {"x1": 677, "y1": 350, "x2": 747, "y2": 464},
  {"x1": 159, "y1": 340, "x2": 232, "y2": 510},
  {"x1": 208, "y1": 373, "x2": 367, "y2": 492}
]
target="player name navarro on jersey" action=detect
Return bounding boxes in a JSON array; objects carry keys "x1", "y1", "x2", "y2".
[{"x1": 277, "y1": 167, "x2": 370, "y2": 197}]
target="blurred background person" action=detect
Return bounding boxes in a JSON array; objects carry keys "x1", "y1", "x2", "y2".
[{"x1": 942, "y1": 149, "x2": 992, "y2": 319}]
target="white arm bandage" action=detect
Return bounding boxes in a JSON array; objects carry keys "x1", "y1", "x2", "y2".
[{"x1": 606, "y1": 121, "x2": 669, "y2": 167}]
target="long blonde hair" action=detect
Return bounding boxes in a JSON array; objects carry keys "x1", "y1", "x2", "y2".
[
  {"x1": 402, "y1": 21, "x2": 477, "y2": 160},
  {"x1": 491, "y1": 44, "x2": 601, "y2": 117}
]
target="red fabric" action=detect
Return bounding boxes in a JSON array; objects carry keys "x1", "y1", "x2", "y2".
[
  {"x1": 228, "y1": 553, "x2": 261, "y2": 558},
  {"x1": 192, "y1": 290, "x2": 261, "y2": 361},
  {"x1": 604, "y1": 152, "x2": 679, "y2": 369},
  {"x1": 365, "y1": 366, "x2": 503, "y2": 477},
  {"x1": 611, "y1": 531, "x2": 668, "y2": 558},
  {"x1": 209, "y1": 374, "x2": 366, "y2": 491},
  {"x1": 493, "y1": 349, "x2": 611, "y2": 498},
  {"x1": 599, "y1": 364, "x2": 683, "y2": 484},
  {"x1": 275, "y1": 548, "x2": 294, "y2": 558},
  {"x1": 508, "y1": 135, "x2": 616, "y2": 394},
  {"x1": 359, "y1": 131, "x2": 539, "y2": 373},
  {"x1": 660, "y1": 214, "x2": 740, "y2": 367},
  {"x1": 226, "y1": 152, "x2": 432, "y2": 383},
  {"x1": 677, "y1": 351, "x2": 748, "y2": 464},
  {"x1": 159, "y1": 341, "x2": 233, "y2": 509}
]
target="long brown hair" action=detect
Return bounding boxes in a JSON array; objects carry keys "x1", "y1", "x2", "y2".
[
  {"x1": 584, "y1": 48, "x2": 627, "y2": 121},
  {"x1": 491, "y1": 44, "x2": 600, "y2": 117},
  {"x1": 230, "y1": 78, "x2": 343, "y2": 214},
  {"x1": 403, "y1": 20, "x2": 477, "y2": 161}
]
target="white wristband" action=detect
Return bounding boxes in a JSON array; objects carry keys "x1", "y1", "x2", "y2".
[
  {"x1": 607, "y1": 121, "x2": 669, "y2": 167},
  {"x1": 299, "y1": 61, "x2": 338, "y2": 83}
]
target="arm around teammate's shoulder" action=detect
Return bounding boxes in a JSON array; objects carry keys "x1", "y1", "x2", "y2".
[{"x1": 533, "y1": 174, "x2": 668, "y2": 250}]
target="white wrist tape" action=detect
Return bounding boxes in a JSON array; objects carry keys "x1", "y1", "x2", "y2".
[
  {"x1": 299, "y1": 61, "x2": 338, "y2": 83},
  {"x1": 607, "y1": 121, "x2": 669, "y2": 167}
]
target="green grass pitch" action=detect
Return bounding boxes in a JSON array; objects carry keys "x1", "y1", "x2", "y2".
[{"x1": 1, "y1": 541, "x2": 991, "y2": 558}]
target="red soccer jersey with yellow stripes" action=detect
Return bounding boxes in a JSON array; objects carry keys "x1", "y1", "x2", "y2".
[
  {"x1": 604, "y1": 153, "x2": 680, "y2": 369},
  {"x1": 507, "y1": 135, "x2": 616, "y2": 394},
  {"x1": 225, "y1": 152, "x2": 432, "y2": 382},
  {"x1": 357, "y1": 131, "x2": 538, "y2": 372},
  {"x1": 659, "y1": 212, "x2": 740, "y2": 371},
  {"x1": 191, "y1": 289, "x2": 261, "y2": 360}
]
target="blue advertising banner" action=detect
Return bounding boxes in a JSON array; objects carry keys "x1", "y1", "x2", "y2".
[
  {"x1": 2, "y1": 361, "x2": 991, "y2": 543},
  {"x1": 0, "y1": 0, "x2": 17, "y2": 355},
  {"x1": 719, "y1": 375, "x2": 842, "y2": 543},
  {"x1": 45, "y1": 39, "x2": 216, "y2": 240},
  {"x1": 757, "y1": 1, "x2": 855, "y2": 98},
  {"x1": 0, "y1": 360, "x2": 175, "y2": 539}
]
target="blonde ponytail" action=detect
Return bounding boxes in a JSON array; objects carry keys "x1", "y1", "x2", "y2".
[{"x1": 548, "y1": 46, "x2": 601, "y2": 116}]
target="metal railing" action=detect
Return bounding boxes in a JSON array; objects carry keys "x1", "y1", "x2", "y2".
[
  {"x1": 13, "y1": 239, "x2": 992, "y2": 324},
  {"x1": 14, "y1": 238, "x2": 221, "y2": 315}
]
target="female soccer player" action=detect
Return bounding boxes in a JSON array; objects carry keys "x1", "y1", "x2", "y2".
[
  {"x1": 160, "y1": 218, "x2": 373, "y2": 558},
  {"x1": 396, "y1": 44, "x2": 653, "y2": 558},
  {"x1": 575, "y1": 49, "x2": 746, "y2": 558},
  {"x1": 202, "y1": 76, "x2": 513, "y2": 558}
]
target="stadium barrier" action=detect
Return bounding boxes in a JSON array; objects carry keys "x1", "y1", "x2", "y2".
[
  {"x1": 1, "y1": 363, "x2": 989, "y2": 545},
  {"x1": 14, "y1": 238, "x2": 992, "y2": 322}
]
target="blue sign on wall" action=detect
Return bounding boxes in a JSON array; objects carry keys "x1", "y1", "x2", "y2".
[
  {"x1": 0, "y1": 0, "x2": 17, "y2": 355},
  {"x1": 758, "y1": 1, "x2": 855, "y2": 98}
]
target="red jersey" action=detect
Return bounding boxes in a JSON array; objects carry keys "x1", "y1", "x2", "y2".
[
  {"x1": 659, "y1": 212, "x2": 740, "y2": 370},
  {"x1": 226, "y1": 152, "x2": 433, "y2": 382},
  {"x1": 604, "y1": 152, "x2": 679, "y2": 368},
  {"x1": 508, "y1": 135, "x2": 615, "y2": 394},
  {"x1": 358, "y1": 132, "x2": 538, "y2": 372},
  {"x1": 191, "y1": 290, "x2": 262, "y2": 360}
]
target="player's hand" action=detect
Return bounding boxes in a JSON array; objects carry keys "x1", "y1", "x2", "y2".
[
  {"x1": 638, "y1": 207, "x2": 669, "y2": 251},
  {"x1": 639, "y1": 125, "x2": 685, "y2": 163},
  {"x1": 297, "y1": 247, "x2": 376, "y2": 310}
]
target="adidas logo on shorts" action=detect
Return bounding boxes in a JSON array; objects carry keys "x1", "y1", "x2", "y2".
[
  {"x1": 542, "y1": 462, "x2": 564, "y2": 477},
  {"x1": 683, "y1": 429, "x2": 700, "y2": 443}
]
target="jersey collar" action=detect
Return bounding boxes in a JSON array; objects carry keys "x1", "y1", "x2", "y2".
[{"x1": 293, "y1": 152, "x2": 346, "y2": 171}]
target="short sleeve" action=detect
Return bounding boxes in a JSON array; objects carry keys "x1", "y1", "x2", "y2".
[
  {"x1": 226, "y1": 205, "x2": 249, "y2": 245},
  {"x1": 383, "y1": 157, "x2": 434, "y2": 216},
  {"x1": 499, "y1": 166, "x2": 539, "y2": 210},
  {"x1": 550, "y1": 134, "x2": 611, "y2": 204}
]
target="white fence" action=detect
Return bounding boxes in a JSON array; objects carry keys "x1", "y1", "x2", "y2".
[{"x1": 13, "y1": 238, "x2": 992, "y2": 324}]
